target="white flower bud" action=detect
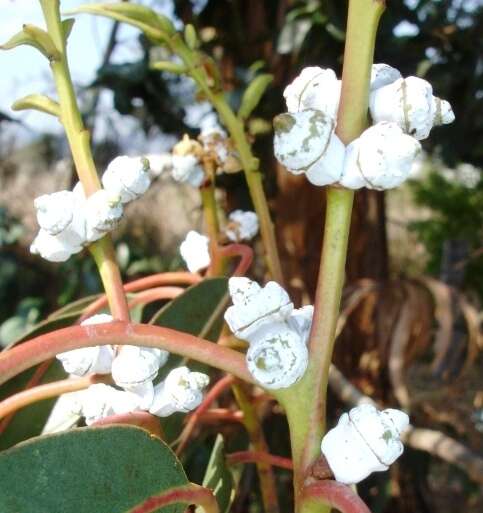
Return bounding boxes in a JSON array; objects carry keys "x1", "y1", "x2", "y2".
[
  {"x1": 246, "y1": 322, "x2": 308, "y2": 389},
  {"x1": 56, "y1": 314, "x2": 115, "y2": 376},
  {"x1": 34, "y1": 190, "x2": 86, "y2": 249},
  {"x1": 171, "y1": 155, "x2": 205, "y2": 187},
  {"x1": 30, "y1": 229, "x2": 76, "y2": 263},
  {"x1": 287, "y1": 305, "x2": 314, "y2": 344},
  {"x1": 370, "y1": 63, "x2": 402, "y2": 91},
  {"x1": 149, "y1": 366, "x2": 209, "y2": 417},
  {"x1": 102, "y1": 156, "x2": 151, "y2": 204},
  {"x1": 79, "y1": 383, "x2": 141, "y2": 425},
  {"x1": 145, "y1": 154, "x2": 173, "y2": 176},
  {"x1": 283, "y1": 67, "x2": 341, "y2": 120},
  {"x1": 321, "y1": 404, "x2": 410, "y2": 484},
  {"x1": 224, "y1": 277, "x2": 293, "y2": 342},
  {"x1": 225, "y1": 210, "x2": 259, "y2": 242},
  {"x1": 84, "y1": 189, "x2": 123, "y2": 242},
  {"x1": 111, "y1": 345, "x2": 169, "y2": 391},
  {"x1": 369, "y1": 76, "x2": 455, "y2": 140},
  {"x1": 339, "y1": 122, "x2": 421, "y2": 190},
  {"x1": 179, "y1": 230, "x2": 211, "y2": 273},
  {"x1": 273, "y1": 110, "x2": 345, "y2": 187}
]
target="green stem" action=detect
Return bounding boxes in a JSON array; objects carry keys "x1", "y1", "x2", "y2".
[
  {"x1": 232, "y1": 383, "x2": 280, "y2": 513},
  {"x1": 40, "y1": 1, "x2": 129, "y2": 320},
  {"x1": 276, "y1": 1, "x2": 386, "y2": 512}
]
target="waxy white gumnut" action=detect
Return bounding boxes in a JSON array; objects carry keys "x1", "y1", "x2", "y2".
[
  {"x1": 146, "y1": 154, "x2": 173, "y2": 176},
  {"x1": 179, "y1": 230, "x2": 211, "y2": 273},
  {"x1": 283, "y1": 67, "x2": 341, "y2": 120},
  {"x1": 34, "y1": 190, "x2": 85, "y2": 249},
  {"x1": 111, "y1": 345, "x2": 169, "y2": 391},
  {"x1": 246, "y1": 322, "x2": 309, "y2": 389},
  {"x1": 369, "y1": 76, "x2": 455, "y2": 140},
  {"x1": 321, "y1": 404, "x2": 410, "y2": 485},
  {"x1": 273, "y1": 110, "x2": 345, "y2": 187},
  {"x1": 224, "y1": 277, "x2": 293, "y2": 341},
  {"x1": 340, "y1": 122, "x2": 421, "y2": 190},
  {"x1": 56, "y1": 314, "x2": 115, "y2": 376},
  {"x1": 287, "y1": 305, "x2": 314, "y2": 344},
  {"x1": 30, "y1": 229, "x2": 76, "y2": 262},
  {"x1": 370, "y1": 63, "x2": 402, "y2": 91},
  {"x1": 225, "y1": 210, "x2": 259, "y2": 242},
  {"x1": 84, "y1": 189, "x2": 123, "y2": 242},
  {"x1": 171, "y1": 155, "x2": 205, "y2": 187},
  {"x1": 79, "y1": 384, "x2": 141, "y2": 425},
  {"x1": 102, "y1": 156, "x2": 151, "y2": 204},
  {"x1": 149, "y1": 366, "x2": 209, "y2": 417}
]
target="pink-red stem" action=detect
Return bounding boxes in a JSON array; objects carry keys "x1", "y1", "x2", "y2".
[
  {"x1": 127, "y1": 287, "x2": 185, "y2": 309},
  {"x1": 218, "y1": 243, "x2": 254, "y2": 276},
  {"x1": 0, "y1": 322, "x2": 253, "y2": 387},
  {"x1": 302, "y1": 481, "x2": 372, "y2": 513}
]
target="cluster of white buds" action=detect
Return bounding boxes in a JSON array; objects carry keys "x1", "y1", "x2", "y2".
[
  {"x1": 31, "y1": 155, "x2": 153, "y2": 262},
  {"x1": 274, "y1": 63, "x2": 454, "y2": 190},
  {"x1": 321, "y1": 404, "x2": 409, "y2": 484},
  {"x1": 57, "y1": 315, "x2": 209, "y2": 424},
  {"x1": 179, "y1": 230, "x2": 211, "y2": 273},
  {"x1": 198, "y1": 128, "x2": 242, "y2": 174},
  {"x1": 224, "y1": 210, "x2": 259, "y2": 242},
  {"x1": 224, "y1": 277, "x2": 312, "y2": 389}
]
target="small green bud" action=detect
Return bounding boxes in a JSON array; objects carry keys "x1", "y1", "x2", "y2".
[{"x1": 184, "y1": 24, "x2": 198, "y2": 50}]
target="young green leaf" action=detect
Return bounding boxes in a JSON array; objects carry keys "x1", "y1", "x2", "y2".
[
  {"x1": 238, "y1": 74, "x2": 273, "y2": 121},
  {"x1": 68, "y1": 3, "x2": 175, "y2": 41},
  {"x1": 0, "y1": 426, "x2": 188, "y2": 513},
  {"x1": 196, "y1": 435, "x2": 235, "y2": 513},
  {"x1": 184, "y1": 24, "x2": 199, "y2": 50},
  {"x1": 61, "y1": 18, "x2": 76, "y2": 42},
  {"x1": 151, "y1": 61, "x2": 188, "y2": 74},
  {"x1": 0, "y1": 24, "x2": 61, "y2": 61},
  {"x1": 12, "y1": 94, "x2": 60, "y2": 117}
]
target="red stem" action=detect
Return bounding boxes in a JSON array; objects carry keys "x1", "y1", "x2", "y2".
[
  {"x1": 302, "y1": 482, "x2": 372, "y2": 513},
  {"x1": 227, "y1": 451, "x2": 293, "y2": 470},
  {"x1": 218, "y1": 243, "x2": 254, "y2": 276},
  {"x1": 79, "y1": 272, "x2": 201, "y2": 322},
  {"x1": 197, "y1": 408, "x2": 244, "y2": 424},
  {"x1": 127, "y1": 287, "x2": 184, "y2": 309},
  {"x1": 127, "y1": 483, "x2": 219, "y2": 513},
  {"x1": 176, "y1": 374, "x2": 235, "y2": 454},
  {"x1": 0, "y1": 322, "x2": 253, "y2": 387},
  {"x1": 91, "y1": 411, "x2": 162, "y2": 439}
]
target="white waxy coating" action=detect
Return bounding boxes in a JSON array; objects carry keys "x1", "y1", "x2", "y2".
[
  {"x1": 283, "y1": 67, "x2": 341, "y2": 120},
  {"x1": 339, "y1": 122, "x2": 421, "y2": 190},
  {"x1": 287, "y1": 305, "x2": 314, "y2": 344},
  {"x1": 30, "y1": 229, "x2": 76, "y2": 262},
  {"x1": 179, "y1": 230, "x2": 211, "y2": 273},
  {"x1": 273, "y1": 110, "x2": 335, "y2": 172},
  {"x1": 111, "y1": 345, "x2": 169, "y2": 389},
  {"x1": 304, "y1": 131, "x2": 345, "y2": 186},
  {"x1": 79, "y1": 384, "x2": 141, "y2": 425},
  {"x1": 84, "y1": 189, "x2": 123, "y2": 242},
  {"x1": 171, "y1": 154, "x2": 205, "y2": 187},
  {"x1": 56, "y1": 314, "x2": 115, "y2": 376},
  {"x1": 224, "y1": 277, "x2": 293, "y2": 341},
  {"x1": 225, "y1": 210, "x2": 259, "y2": 242},
  {"x1": 149, "y1": 366, "x2": 209, "y2": 417},
  {"x1": 145, "y1": 154, "x2": 173, "y2": 176},
  {"x1": 369, "y1": 76, "x2": 454, "y2": 140},
  {"x1": 246, "y1": 322, "x2": 309, "y2": 389},
  {"x1": 321, "y1": 404, "x2": 410, "y2": 484},
  {"x1": 370, "y1": 63, "x2": 402, "y2": 91},
  {"x1": 102, "y1": 156, "x2": 151, "y2": 204}
]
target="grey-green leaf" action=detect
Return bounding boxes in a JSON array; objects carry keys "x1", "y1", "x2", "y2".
[
  {"x1": 238, "y1": 74, "x2": 273, "y2": 121},
  {"x1": 196, "y1": 435, "x2": 235, "y2": 513},
  {"x1": 12, "y1": 94, "x2": 60, "y2": 117},
  {"x1": 0, "y1": 426, "x2": 188, "y2": 513}
]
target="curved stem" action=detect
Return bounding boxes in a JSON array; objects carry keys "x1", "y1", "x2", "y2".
[
  {"x1": 302, "y1": 482, "x2": 372, "y2": 513},
  {"x1": 127, "y1": 483, "x2": 219, "y2": 513},
  {"x1": 80, "y1": 272, "x2": 200, "y2": 322},
  {"x1": 127, "y1": 287, "x2": 184, "y2": 309},
  {"x1": 219, "y1": 243, "x2": 254, "y2": 276},
  {"x1": 0, "y1": 322, "x2": 253, "y2": 387},
  {"x1": 227, "y1": 451, "x2": 293, "y2": 471},
  {"x1": 0, "y1": 374, "x2": 110, "y2": 421}
]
